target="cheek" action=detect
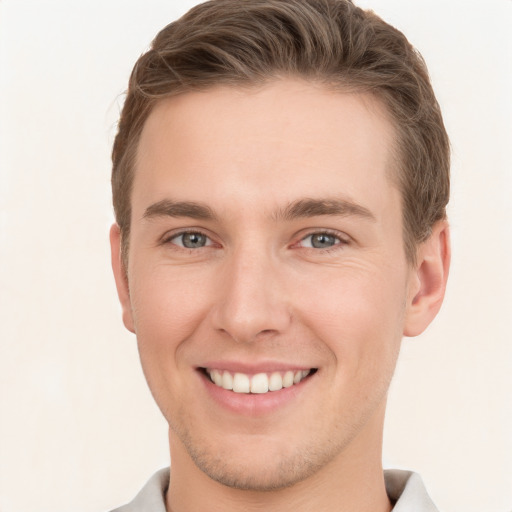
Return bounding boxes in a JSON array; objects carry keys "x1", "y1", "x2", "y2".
[
  {"x1": 127, "y1": 265, "x2": 217, "y2": 418},
  {"x1": 296, "y1": 264, "x2": 407, "y2": 371},
  {"x1": 129, "y1": 264, "x2": 214, "y2": 355}
]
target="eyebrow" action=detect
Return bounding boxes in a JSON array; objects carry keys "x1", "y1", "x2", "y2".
[
  {"x1": 143, "y1": 199, "x2": 217, "y2": 221},
  {"x1": 142, "y1": 197, "x2": 375, "y2": 223},
  {"x1": 275, "y1": 198, "x2": 376, "y2": 222}
]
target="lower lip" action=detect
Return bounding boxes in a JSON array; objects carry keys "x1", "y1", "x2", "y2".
[{"x1": 199, "y1": 370, "x2": 314, "y2": 416}]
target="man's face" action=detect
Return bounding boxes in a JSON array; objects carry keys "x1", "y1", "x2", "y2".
[{"x1": 114, "y1": 80, "x2": 421, "y2": 490}]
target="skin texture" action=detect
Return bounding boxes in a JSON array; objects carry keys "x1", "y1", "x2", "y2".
[{"x1": 111, "y1": 79, "x2": 450, "y2": 512}]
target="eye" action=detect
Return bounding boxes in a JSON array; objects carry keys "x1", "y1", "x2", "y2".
[
  {"x1": 299, "y1": 232, "x2": 346, "y2": 249},
  {"x1": 169, "y1": 231, "x2": 212, "y2": 249}
]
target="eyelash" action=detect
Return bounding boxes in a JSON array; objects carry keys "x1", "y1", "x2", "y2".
[
  {"x1": 162, "y1": 230, "x2": 214, "y2": 250},
  {"x1": 295, "y1": 230, "x2": 350, "y2": 252},
  {"x1": 161, "y1": 229, "x2": 350, "y2": 252}
]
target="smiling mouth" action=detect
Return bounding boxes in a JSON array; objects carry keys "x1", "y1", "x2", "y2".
[{"x1": 203, "y1": 368, "x2": 317, "y2": 394}]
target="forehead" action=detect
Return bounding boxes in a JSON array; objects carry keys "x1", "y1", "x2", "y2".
[{"x1": 134, "y1": 79, "x2": 399, "y2": 221}]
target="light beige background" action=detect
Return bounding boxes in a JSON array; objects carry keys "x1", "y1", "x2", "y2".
[{"x1": 0, "y1": 1, "x2": 511, "y2": 511}]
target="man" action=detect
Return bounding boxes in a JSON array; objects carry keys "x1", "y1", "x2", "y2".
[{"x1": 109, "y1": 0, "x2": 450, "y2": 510}]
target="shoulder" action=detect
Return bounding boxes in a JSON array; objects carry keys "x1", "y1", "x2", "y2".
[
  {"x1": 109, "y1": 467, "x2": 169, "y2": 512},
  {"x1": 385, "y1": 469, "x2": 439, "y2": 512}
]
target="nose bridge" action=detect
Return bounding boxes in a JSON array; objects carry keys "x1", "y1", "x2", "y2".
[{"x1": 212, "y1": 239, "x2": 290, "y2": 343}]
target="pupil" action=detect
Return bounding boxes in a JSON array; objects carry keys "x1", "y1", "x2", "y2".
[
  {"x1": 312, "y1": 234, "x2": 335, "y2": 248},
  {"x1": 183, "y1": 233, "x2": 205, "y2": 248}
]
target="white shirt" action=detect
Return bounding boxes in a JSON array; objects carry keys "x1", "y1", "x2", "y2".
[{"x1": 111, "y1": 467, "x2": 439, "y2": 512}]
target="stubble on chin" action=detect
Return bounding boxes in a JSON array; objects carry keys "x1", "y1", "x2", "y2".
[
  {"x1": 174, "y1": 427, "x2": 327, "y2": 491},
  {"x1": 167, "y1": 407, "x2": 357, "y2": 493}
]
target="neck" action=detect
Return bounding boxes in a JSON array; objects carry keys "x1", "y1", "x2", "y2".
[{"x1": 166, "y1": 403, "x2": 391, "y2": 512}]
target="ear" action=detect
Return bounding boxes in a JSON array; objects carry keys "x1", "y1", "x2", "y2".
[
  {"x1": 110, "y1": 224, "x2": 135, "y2": 333},
  {"x1": 403, "y1": 220, "x2": 451, "y2": 337}
]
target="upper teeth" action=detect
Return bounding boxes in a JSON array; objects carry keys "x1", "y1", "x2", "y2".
[{"x1": 206, "y1": 369, "x2": 312, "y2": 394}]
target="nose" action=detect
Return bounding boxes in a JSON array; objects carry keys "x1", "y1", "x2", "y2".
[{"x1": 210, "y1": 247, "x2": 291, "y2": 343}]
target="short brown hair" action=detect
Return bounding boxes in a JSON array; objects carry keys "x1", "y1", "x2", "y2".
[{"x1": 112, "y1": 0, "x2": 450, "y2": 264}]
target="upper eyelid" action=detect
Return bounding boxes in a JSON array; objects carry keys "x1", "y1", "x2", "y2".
[
  {"x1": 297, "y1": 228, "x2": 350, "y2": 242},
  {"x1": 161, "y1": 228, "x2": 213, "y2": 243},
  {"x1": 162, "y1": 230, "x2": 217, "y2": 251},
  {"x1": 290, "y1": 229, "x2": 351, "y2": 253}
]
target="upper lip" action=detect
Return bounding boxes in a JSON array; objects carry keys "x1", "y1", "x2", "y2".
[{"x1": 198, "y1": 361, "x2": 316, "y2": 374}]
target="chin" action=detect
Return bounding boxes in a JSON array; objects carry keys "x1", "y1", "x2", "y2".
[
  {"x1": 190, "y1": 447, "x2": 323, "y2": 491},
  {"x1": 173, "y1": 424, "x2": 340, "y2": 492}
]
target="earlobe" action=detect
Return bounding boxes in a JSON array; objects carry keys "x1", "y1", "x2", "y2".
[
  {"x1": 403, "y1": 220, "x2": 451, "y2": 337},
  {"x1": 109, "y1": 224, "x2": 135, "y2": 334}
]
